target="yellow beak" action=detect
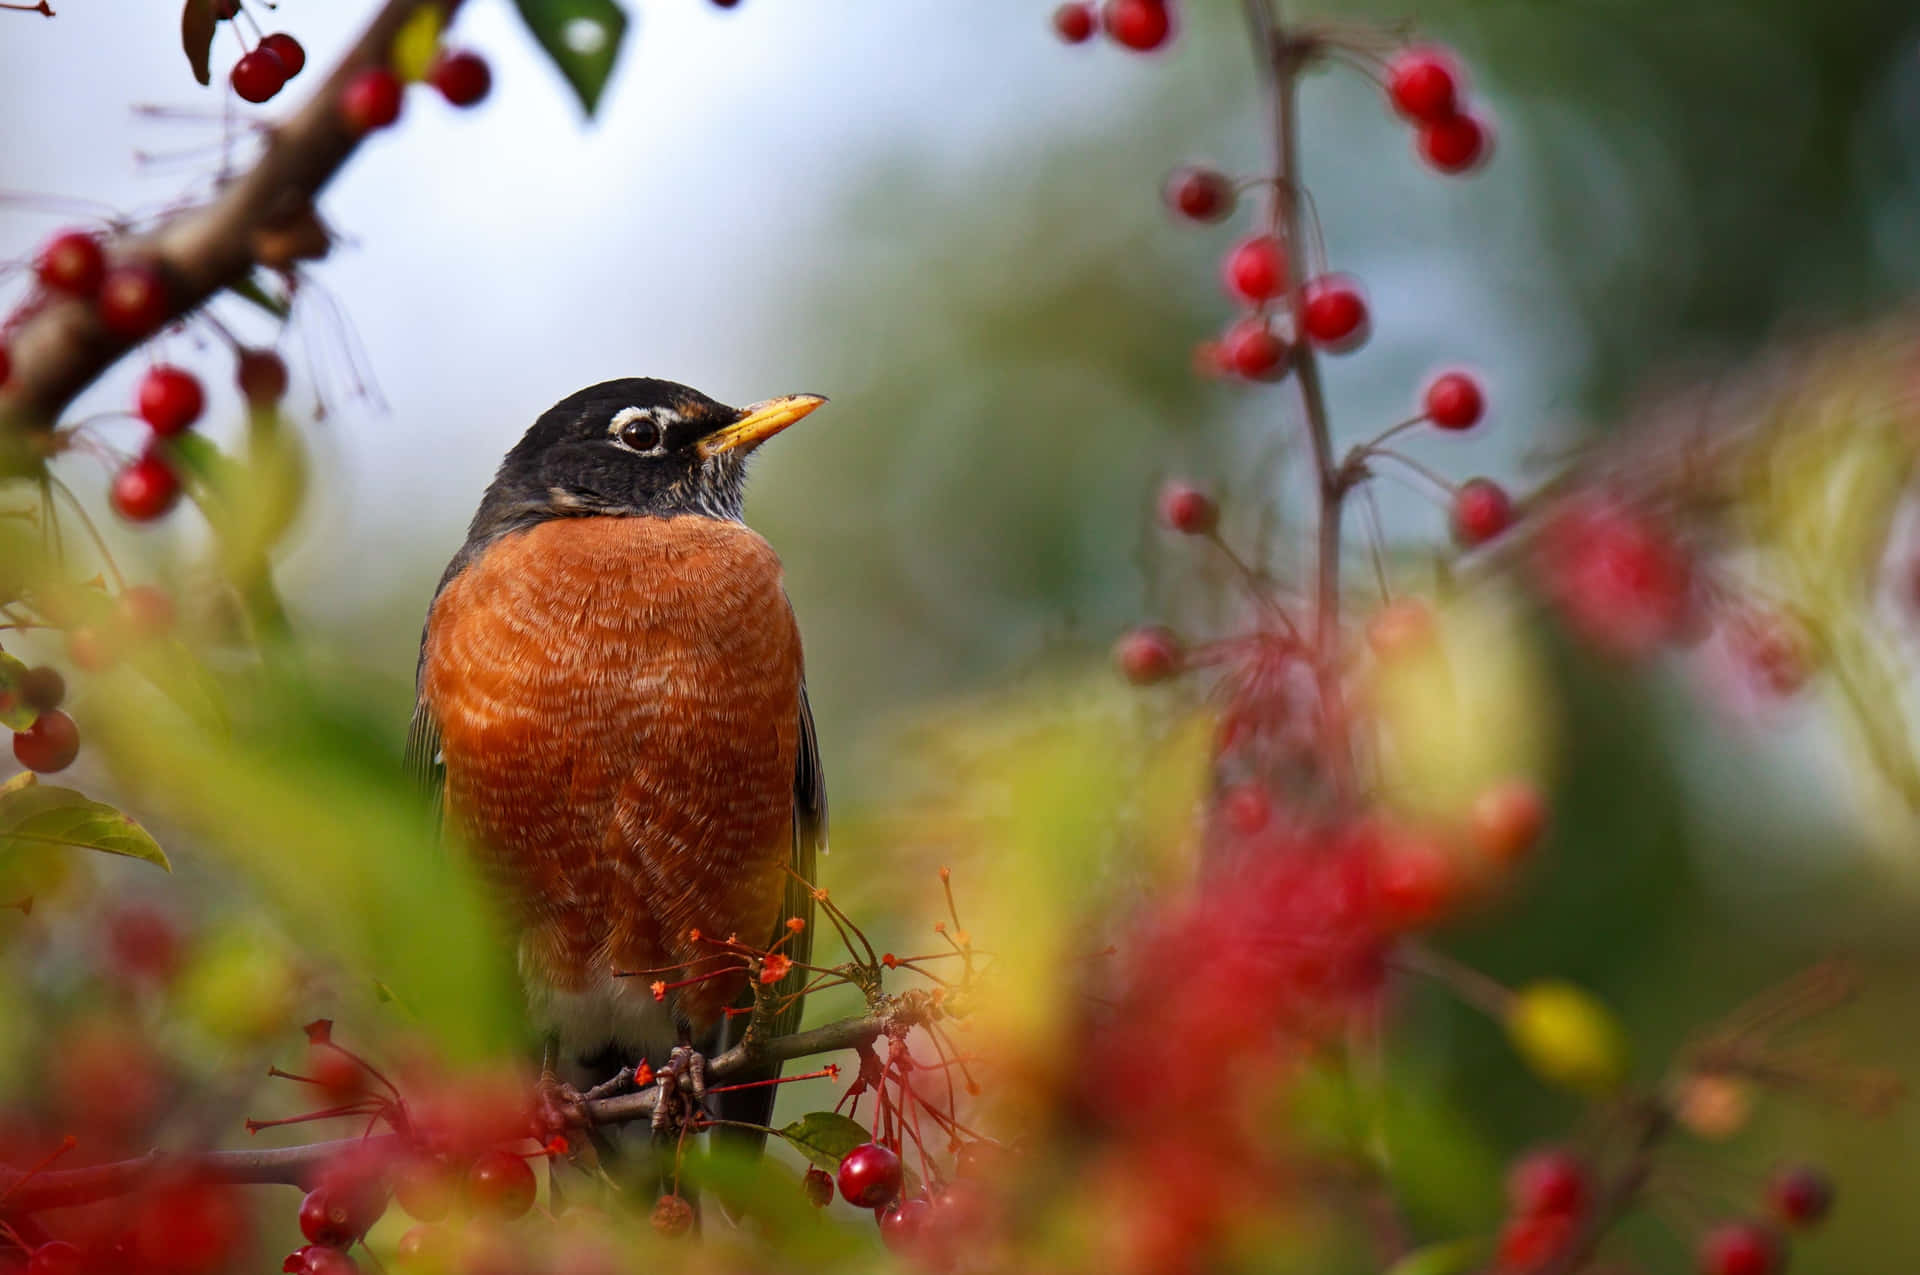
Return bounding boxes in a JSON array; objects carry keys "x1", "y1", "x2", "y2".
[{"x1": 696, "y1": 394, "x2": 828, "y2": 458}]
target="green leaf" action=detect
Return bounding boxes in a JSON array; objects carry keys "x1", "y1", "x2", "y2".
[
  {"x1": 778, "y1": 1111, "x2": 873, "y2": 1173},
  {"x1": 227, "y1": 276, "x2": 291, "y2": 320},
  {"x1": 0, "y1": 778, "x2": 169, "y2": 870},
  {"x1": 512, "y1": 0, "x2": 629, "y2": 116},
  {"x1": 181, "y1": 0, "x2": 216, "y2": 87},
  {"x1": 1384, "y1": 1238, "x2": 1490, "y2": 1275}
]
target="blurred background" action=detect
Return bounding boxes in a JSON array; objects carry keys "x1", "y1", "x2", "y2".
[{"x1": 5, "y1": 0, "x2": 1920, "y2": 1268}]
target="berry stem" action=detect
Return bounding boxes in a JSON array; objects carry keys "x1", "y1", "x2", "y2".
[
  {"x1": 1368, "y1": 446, "x2": 1459, "y2": 497},
  {"x1": 1354, "y1": 413, "x2": 1431, "y2": 454},
  {"x1": 46, "y1": 474, "x2": 126, "y2": 591},
  {"x1": 1391, "y1": 941, "x2": 1515, "y2": 1018},
  {"x1": 1243, "y1": 0, "x2": 1353, "y2": 798}
]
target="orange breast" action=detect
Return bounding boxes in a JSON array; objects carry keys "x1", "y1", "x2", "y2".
[{"x1": 420, "y1": 515, "x2": 801, "y2": 1028}]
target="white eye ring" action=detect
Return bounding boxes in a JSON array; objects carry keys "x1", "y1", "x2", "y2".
[{"x1": 609, "y1": 405, "x2": 675, "y2": 454}]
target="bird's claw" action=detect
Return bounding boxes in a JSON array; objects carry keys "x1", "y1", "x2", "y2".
[
  {"x1": 650, "y1": 1044, "x2": 710, "y2": 1135},
  {"x1": 535, "y1": 1069, "x2": 591, "y2": 1139}
]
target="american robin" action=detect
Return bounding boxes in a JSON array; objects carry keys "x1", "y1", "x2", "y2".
[{"x1": 406, "y1": 378, "x2": 828, "y2": 1157}]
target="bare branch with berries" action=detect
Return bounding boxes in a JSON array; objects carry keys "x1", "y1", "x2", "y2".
[
  {"x1": 0, "y1": 1004, "x2": 904, "y2": 1217},
  {"x1": 0, "y1": 0, "x2": 464, "y2": 431}
]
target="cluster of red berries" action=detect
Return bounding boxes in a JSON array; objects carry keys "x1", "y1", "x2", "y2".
[
  {"x1": 32, "y1": 229, "x2": 169, "y2": 339},
  {"x1": 16, "y1": 1173, "x2": 249, "y2": 1274},
  {"x1": 1051, "y1": 0, "x2": 1173, "y2": 53},
  {"x1": 8, "y1": 581, "x2": 182, "y2": 773},
  {"x1": 1493, "y1": 1147, "x2": 1591, "y2": 1271},
  {"x1": 10, "y1": 665, "x2": 76, "y2": 774},
  {"x1": 1178, "y1": 211, "x2": 1375, "y2": 379},
  {"x1": 816, "y1": 1139, "x2": 1005, "y2": 1266},
  {"x1": 276, "y1": 1141, "x2": 546, "y2": 1273},
  {"x1": 1492, "y1": 1154, "x2": 1830, "y2": 1274},
  {"x1": 231, "y1": 31, "x2": 307, "y2": 104},
  {"x1": 336, "y1": 49, "x2": 492, "y2": 137},
  {"x1": 1684, "y1": 1160, "x2": 1833, "y2": 1275},
  {"x1": 1386, "y1": 45, "x2": 1494, "y2": 173},
  {"x1": 107, "y1": 363, "x2": 202, "y2": 523}
]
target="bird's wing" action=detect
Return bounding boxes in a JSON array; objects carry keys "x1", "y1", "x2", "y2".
[
  {"x1": 404, "y1": 626, "x2": 447, "y2": 817},
  {"x1": 711, "y1": 678, "x2": 825, "y2": 1156}
]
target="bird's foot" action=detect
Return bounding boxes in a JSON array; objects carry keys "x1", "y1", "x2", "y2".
[
  {"x1": 649, "y1": 1043, "x2": 710, "y2": 1135},
  {"x1": 582, "y1": 1065, "x2": 639, "y2": 1103},
  {"x1": 534, "y1": 1068, "x2": 591, "y2": 1140}
]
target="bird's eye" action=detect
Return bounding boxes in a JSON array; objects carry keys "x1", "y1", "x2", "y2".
[{"x1": 618, "y1": 417, "x2": 662, "y2": 452}]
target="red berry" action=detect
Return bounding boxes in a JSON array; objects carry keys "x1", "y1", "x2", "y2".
[
  {"x1": 1222, "y1": 234, "x2": 1286, "y2": 303},
  {"x1": 1726, "y1": 612, "x2": 1811, "y2": 698},
  {"x1": 237, "y1": 348, "x2": 290, "y2": 406},
  {"x1": 1766, "y1": 1164, "x2": 1832, "y2": 1228},
  {"x1": 1424, "y1": 370, "x2": 1485, "y2": 430},
  {"x1": 651, "y1": 1193, "x2": 694, "y2": 1238},
  {"x1": 285, "y1": 1244, "x2": 359, "y2": 1275},
  {"x1": 299, "y1": 1185, "x2": 365, "y2": 1248},
  {"x1": 0, "y1": 342, "x2": 11, "y2": 388},
  {"x1": 1190, "y1": 339, "x2": 1230, "y2": 379},
  {"x1": 1157, "y1": 481, "x2": 1217, "y2": 535},
  {"x1": 118, "y1": 586, "x2": 176, "y2": 640},
  {"x1": 1507, "y1": 1148, "x2": 1589, "y2": 1218},
  {"x1": 1419, "y1": 112, "x2": 1492, "y2": 174},
  {"x1": 111, "y1": 451, "x2": 182, "y2": 523},
  {"x1": 836, "y1": 1142, "x2": 904, "y2": 1210},
  {"x1": 14, "y1": 709, "x2": 80, "y2": 773},
  {"x1": 393, "y1": 1157, "x2": 455, "y2": 1222},
  {"x1": 66, "y1": 627, "x2": 118, "y2": 673},
  {"x1": 1470, "y1": 780, "x2": 1547, "y2": 864},
  {"x1": 1052, "y1": 2, "x2": 1096, "y2": 42},
  {"x1": 26, "y1": 1241, "x2": 84, "y2": 1275},
  {"x1": 1113, "y1": 625, "x2": 1182, "y2": 685},
  {"x1": 107, "y1": 904, "x2": 181, "y2": 982},
  {"x1": 259, "y1": 33, "x2": 305, "y2": 78},
  {"x1": 1165, "y1": 165, "x2": 1233, "y2": 222},
  {"x1": 1222, "y1": 315, "x2": 1288, "y2": 380},
  {"x1": 37, "y1": 231, "x2": 106, "y2": 296},
  {"x1": 878, "y1": 1197, "x2": 933, "y2": 1255},
  {"x1": 1697, "y1": 1222, "x2": 1779, "y2": 1275},
  {"x1": 307, "y1": 1047, "x2": 367, "y2": 1102},
  {"x1": 1301, "y1": 275, "x2": 1369, "y2": 350},
  {"x1": 1102, "y1": 0, "x2": 1171, "y2": 51},
  {"x1": 340, "y1": 67, "x2": 404, "y2": 134},
  {"x1": 136, "y1": 365, "x2": 205, "y2": 437},
  {"x1": 1219, "y1": 783, "x2": 1272, "y2": 836},
  {"x1": 1373, "y1": 833, "x2": 1456, "y2": 929},
  {"x1": 231, "y1": 47, "x2": 289, "y2": 103},
  {"x1": 98, "y1": 263, "x2": 170, "y2": 338},
  {"x1": 394, "y1": 1226, "x2": 450, "y2": 1264},
  {"x1": 1496, "y1": 1212, "x2": 1576, "y2": 1272},
  {"x1": 1366, "y1": 599, "x2": 1435, "y2": 660},
  {"x1": 466, "y1": 1149, "x2": 536, "y2": 1220},
  {"x1": 1452, "y1": 477, "x2": 1513, "y2": 547},
  {"x1": 801, "y1": 1165, "x2": 834, "y2": 1208},
  {"x1": 431, "y1": 50, "x2": 492, "y2": 107},
  {"x1": 1386, "y1": 47, "x2": 1461, "y2": 123},
  {"x1": 20, "y1": 666, "x2": 65, "y2": 714}
]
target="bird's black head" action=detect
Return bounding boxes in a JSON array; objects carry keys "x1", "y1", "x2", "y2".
[{"x1": 464, "y1": 378, "x2": 825, "y2": 549}]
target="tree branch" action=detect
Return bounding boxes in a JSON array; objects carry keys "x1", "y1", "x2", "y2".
[
  {"x1": 0, "y1": 0, "x2": 465, "y2": 431},
  {"x1": 1242, "y1": 0, "x2": 1354, "y2": 797},
  {"x1": 0, "y1": 1006, "x2": 898, "y2": 1215}
]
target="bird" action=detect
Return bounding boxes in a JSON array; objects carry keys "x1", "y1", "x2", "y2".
[{"x1": 405, "y1": 377, "x2": 827, "y2": 1167}]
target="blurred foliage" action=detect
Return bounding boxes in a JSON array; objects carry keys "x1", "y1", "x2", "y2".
[{"x1": 4, "y1": 0, "x2": 1920, "y2": 1269}]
